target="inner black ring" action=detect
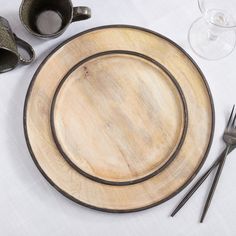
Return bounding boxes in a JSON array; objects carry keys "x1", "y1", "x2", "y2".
[{"x1": 50, "y1": 50, "x2": 188, "y2": 186}]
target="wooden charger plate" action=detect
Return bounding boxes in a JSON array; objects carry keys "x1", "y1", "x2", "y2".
[
  {"x1": 50, "y1": 50, "x2": 188, "y2": 186},
  {"x1": 24, "y1": 25, "x2": 214, "y2": 212}
]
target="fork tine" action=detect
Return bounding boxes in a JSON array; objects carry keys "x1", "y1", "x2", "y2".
[
  {"x1": 232, "y1": 112, "x2": 236, "y2": 128},
  {"x1": 226, "y1": 105, "x2": 235, "y2": 129}
]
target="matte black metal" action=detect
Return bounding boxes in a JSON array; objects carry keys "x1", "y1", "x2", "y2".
[
  {"x1": 226, "y1": 105, "x2": 235, "y2": 129},
  {"x1": 172, "y1": 105, "x2": 236, "y2": 222},
  {"x1": 200, "y1": 146, "x2": 230, "y2": 223},
  {"x1": 171, "y1": 146, "x2": 235, "y2": 217},
  {"x1": 19, "y1": 0, "x2": 91, "y2": 39},
  {"x1": 200, "y1": 106, "x2": 236, "y2": 222},
  {"x1": 200, "y1": 108, "x2": 236, "y2": 223},
  {"x1": 0, "y1": 16, "x2": 35, "y2": 73},
  {"x1": 23, "y1": 25, "x2": 215, "y2": 213},
  {"x1": 50, "y1": 50, "x2": 189, "y2": 186}
]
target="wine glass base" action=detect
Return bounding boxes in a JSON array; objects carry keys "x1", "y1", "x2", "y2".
[{"x1": 188, "y1": 17, "x2": 236, "y2": 60}]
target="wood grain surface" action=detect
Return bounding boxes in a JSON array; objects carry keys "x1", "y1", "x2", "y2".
[
  {"x1": 24, "y1": 25, "x2": 214, "y2": 212},
  {"x1": 51, "y1": 51, "x2": 187, "y2": 185}
]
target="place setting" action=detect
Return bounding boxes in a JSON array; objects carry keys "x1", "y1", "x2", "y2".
[{"x1": 1, "y1": 0, "x2": 236, "y2": 223}]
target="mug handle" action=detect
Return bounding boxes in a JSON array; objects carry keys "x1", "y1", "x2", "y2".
[
  {"x1": 14, "y1": 34, "x2": 35, "y2": 65},
  {"x1": 72, "y1": 7, "x2": 91, "y2": 22}
]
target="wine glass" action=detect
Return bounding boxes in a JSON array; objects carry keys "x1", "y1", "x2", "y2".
[{"x1": 189, "y1": 0, "x2": 236, "y2": 60}]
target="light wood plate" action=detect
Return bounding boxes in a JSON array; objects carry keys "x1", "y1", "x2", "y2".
[
  {"x1": 24, "y1": 25, "x2": 214, "y2": 212},
  {"x1": 51, "y1": 50, "x2": 188, "y2": 186}
]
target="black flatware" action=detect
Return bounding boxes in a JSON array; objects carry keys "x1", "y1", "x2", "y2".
[{"x1": 171, "y1": 105, "x2": 236, "y2": 222}]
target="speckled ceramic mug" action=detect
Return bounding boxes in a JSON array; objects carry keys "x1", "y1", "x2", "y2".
[
  {"x1": 19, "y1": 0, "x2": 91, "y2": 39},
  {"x1": 0, "y1": 16, "x2": 35, "y2": 73}
]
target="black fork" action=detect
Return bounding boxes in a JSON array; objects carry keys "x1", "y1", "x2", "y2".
[{"x1": 171, "y1": 105, "x2": 236, "y2": 222}]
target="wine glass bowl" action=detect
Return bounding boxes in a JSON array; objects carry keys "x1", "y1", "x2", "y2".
[{"x1": 189, "y1": 0, "x2": 236, "y2": 60}]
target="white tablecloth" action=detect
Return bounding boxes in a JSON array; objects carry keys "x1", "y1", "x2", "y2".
[{"x1": 1, "y1": 0, "x2": 236, "y2": 235}]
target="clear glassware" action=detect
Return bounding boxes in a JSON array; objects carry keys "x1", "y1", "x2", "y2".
[{"x1": 189, "y1": 0, "x2": 236, "y2": 60}]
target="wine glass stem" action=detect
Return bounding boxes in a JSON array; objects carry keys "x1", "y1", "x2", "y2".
[{"x1": 207, "y1": 30, "x2": 218, "y2": 41}]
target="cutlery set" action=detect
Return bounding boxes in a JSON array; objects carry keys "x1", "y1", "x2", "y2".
[{"x1": 172, "y1": 105, "x2": 236, "y2": 222}]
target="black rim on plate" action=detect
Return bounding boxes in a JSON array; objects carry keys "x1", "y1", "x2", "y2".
[
  {"x1": 23, "y1": 25, "x2": 215, "y2": 213},
  {"x1": 50, "y1": 50, "x2": 189, "y2": 186}
]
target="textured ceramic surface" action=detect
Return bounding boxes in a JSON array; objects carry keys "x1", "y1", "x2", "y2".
[
  {"x1": 0, "y1": 16, "x2": 35, "y2": 73},
  {"x1": 19, "y1": 0, "x2": 91, "y2": 38}
]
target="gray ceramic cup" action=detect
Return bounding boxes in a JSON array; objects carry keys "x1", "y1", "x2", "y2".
[
  {"x1": 0, "y1": 16, "x2": 35, "y2": 73},
  {"x1": 19, "y1": 0, "x2": 91, "y2": 39}
]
